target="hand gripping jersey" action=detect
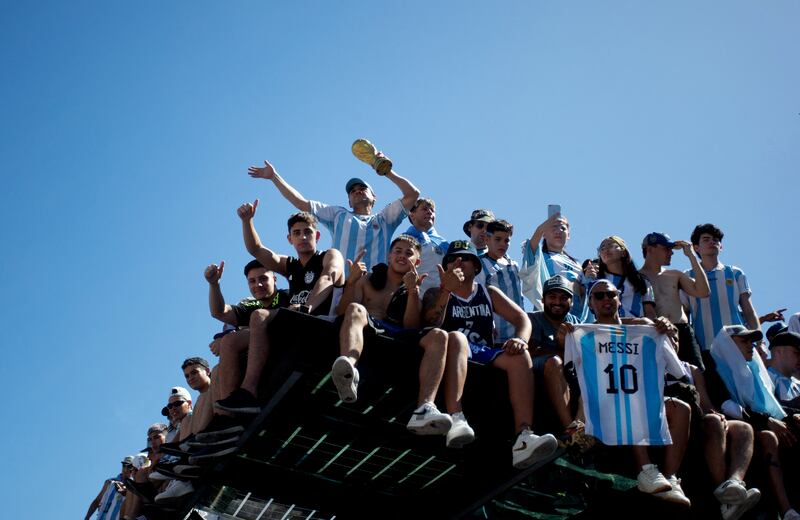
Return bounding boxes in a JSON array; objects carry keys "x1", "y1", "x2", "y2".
[
  {"x1": 96, "y1": 475, "x2": 124, "y2": 520},
  {"x1": 565, "y1": 324, "x2": 684, "y2": 446}
]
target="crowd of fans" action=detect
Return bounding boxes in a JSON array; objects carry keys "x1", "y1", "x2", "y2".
[{"x1": 87, "y1": 147, "x2": 800, "y2": 520}]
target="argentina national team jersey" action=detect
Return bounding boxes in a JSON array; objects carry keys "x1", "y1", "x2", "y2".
[
  {"x1": 97, "y1": 476, "x2": 124, "y2": 520},
  {"x1": 598, "y1": 273, "x2": 654, "y2": 318},
  {"x1": 309, "y1": 199, "x2": 406, "y2": 269},
  {"x1": 565, "y1": 324, "x2": 684, "y2": 446},
  {"x1": 403, "y1": 225, "x2": 448, "y2": 295},
  {"x1": 768, "y1": 366, "x2": 800, "y2": 401},
  {"x1": 519, "y1": 240, "x2": 585, "y2": 319},
  {"x1": 683, "y1": 264, "x2": 750, "y2": 350},
  {"x1": 478, "y1": 254, "x2": 523, "y2": 343}
]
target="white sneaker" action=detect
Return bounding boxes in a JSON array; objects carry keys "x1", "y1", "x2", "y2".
[
  {"x1": 154, "y1": 479, "x2": 194, "y2": 503},
  {"x1": 720, "y1": 488, "x2": 761, "y2": 520},
  {"x1": 714, "y1": 478, "x2": 747, "y2": 505},
  {"x1": 406, "y1": 402, "x2": 452, "y2": 435},
  {"x1": 784, "y1": 509, "x2": 800, "y2": 520},
  {"x1": 446, "y1": 412, "x2": 476, "y2": 448},
  {"x1": 637, "y1": 464, "x2": 671, "y2": 494},
  {"x1": 511, "y1": 429, "x2": 557, "y2": 469},
  {"x1": 653, "y1": 475, "x2": 691, "y2": 507},
  {"x1": 331, "y1": 356, "x2": 359, "y2": 403}
]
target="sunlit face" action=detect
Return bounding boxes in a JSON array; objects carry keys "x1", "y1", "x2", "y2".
[
  {"x1": 409, "y1": 202, "x2": 435, "y2": 231},
  {"x1": 487, "y1": 230, "x2": 511, "y2": 259},
  {"x1": 287, "y1": 221, "x2": 319, "y2": 255},
  {"x1": 598, "y1": 239, "x2": 625, "y2": 264},
  {"x1": 588, "y1": 282, "x2": 620, "y2": 318},
  {"x1": 543, "y1": 290, "x2": 572, "y2": 321},
  {"x1": 469, "y1": 221, "x2": 489, "y2": 249},
  {"x1": 646, "y1": 244, "x2": 674, "y2": 266},
  {"x1": 731, "y1": 335, "x2": 755, "y2": 362},
  {"x1": 167, "y1": 395, "x2": 191, "y2": 422},
  {"x1": 347, "y1": 184, "x2": 375, "y2": 209},
  {"x1": 693, "y1": 233, "x2": 722, "y2": 258},
  {"x1": 388, "y1": 240, "x2": 420, "y2": 274},
  {"x1": 183, "y1": 363, "x2": 211, "y2": 391},
  {"x1": 543, "y1": 219, "x2": 570, "y2": 252},
  {"x1": 246, "y1": 267, "x2": 276, "y2": 300}
]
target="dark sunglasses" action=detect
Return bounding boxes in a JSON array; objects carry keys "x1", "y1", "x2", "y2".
[
  {"x1": 472, "y1": 221, "x2": 487, "y2": 230},
  {"x1": 166, "y1": 400, "x2": 186, "y2": 410},
  {"x1": 592, "y1": 290, "x2": 618, "y2": 301}
]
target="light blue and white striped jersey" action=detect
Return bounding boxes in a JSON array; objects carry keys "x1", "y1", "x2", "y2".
[
  {"x1": 594, "y1": 273, "x2": 655, "y2": 319},
  {"x1": 683, "y1": 264, "x2": 750, "y2": 351},
  {"x1": 403, "y1": 225, "x2": 448, "y2": 296},
  {"x1": 309, "y1": 199, "x2": 406, "y2": 269},
  {"x1": 520, "y1": 240, "x2": 585, "y2": 320},
  {"x1": 96, "y1": 476, "x2": 124, "y2": 520},
  {"x1": 767, "y1": 367, "x2": 800, "y2": 402},
  {"x1": 477, "y1": 253, "x2": 523, "y2": 343},
  {"x1": 565, "y1": 324, "x2": 684, "y2": 446}
]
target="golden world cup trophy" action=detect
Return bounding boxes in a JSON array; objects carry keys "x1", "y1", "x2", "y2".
[{"x1": 351, "y1": 138, "x2": 392, "y2": 176}]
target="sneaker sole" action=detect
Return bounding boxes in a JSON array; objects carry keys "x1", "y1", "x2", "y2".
[
  {"x1": 722, "y1": 491, "x2": 761, "y2": 520},
  {"x1": 188, "y1": 446, "x2": 239, "y2": 464},
  {"x1": 194, "y1": 425, "x2": 245, "y2": 442},
  {"x1": 213, "y1": 402, "x2": 262, "y2": 415},
  {"x1": 638, "y1": 482, "x2": 672, "y2": 494},
  {"x1": 446, "y1": 431, "x2": 476, "y2": 449},
  {"x1": 715, "y1": 485, "x2": 747, "y2": 505},
  {"x1": 653, "y1": 490, "x2": 692, "y2": 507},
  {"x1": 332, "y1": 357, "x2": 358, "y2": 403},
  {"x1": 513, "y1": 434, "x2": 558, "y2": 469},
  {"x1": 186, "y1": 435, "x2": 241, "y2": 448},
  {"x1": 407, "y1": 418, "x2": 453, "y2": 435}
]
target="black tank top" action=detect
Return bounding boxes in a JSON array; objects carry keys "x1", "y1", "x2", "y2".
[
  {"x1": 287, "y1": 250, "x2": 333, "y2": 316},
  {"x1": 441, "y1": 284, "x2": 495, "y2": 346}
]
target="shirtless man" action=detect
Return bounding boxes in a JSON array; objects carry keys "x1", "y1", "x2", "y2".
[
  {"x1": 332, "y1": 234, "x2": 475, "y2": 447},
  {"x1": 639, "y1": 232, "x2": 710, "y2": 369}
]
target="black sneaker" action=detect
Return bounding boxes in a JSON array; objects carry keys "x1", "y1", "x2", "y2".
[
  {"x1": 214, "y1": 388, "x2": 262, "y2": 414},
  {"x1": 193, "y1": 415, "x2": 247, "y2": 442},
  {"x1": 186, "y1": 433, "x2": 241, "y2": 448},
  {"x1": 174, "y1": 464, "x2": 205, "y2": 479},
  {"x1": 187, "y1": 441, "x2": 240, "y2": 465}
]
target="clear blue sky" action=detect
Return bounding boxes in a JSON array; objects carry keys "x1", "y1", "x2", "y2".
[{"x1": 1, "y1": 2, "x2": 798, "y2": 517}]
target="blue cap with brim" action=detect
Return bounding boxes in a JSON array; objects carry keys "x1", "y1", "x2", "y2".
[
  {"x1": 442, "y1": 240, "x2": 482, "y2": 274},
  {"x1": 345, "y1": 177, "x2": 373, "y2": 194},
  {"x1": 642, "y1": 232, "x2": 676, "y2": 249}
]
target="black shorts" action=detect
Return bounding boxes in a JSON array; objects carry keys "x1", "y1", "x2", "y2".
[{"x1": 675, "y1": 322, "x2": 704, "y2": 371}]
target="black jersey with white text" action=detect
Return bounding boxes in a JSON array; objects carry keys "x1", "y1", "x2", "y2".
[
  {"x1": 287, "y1": 250, "x2": 333, "y2": 316},
  {"x1": 441, "y1": 284, "x2": 495, "y2": 346}
]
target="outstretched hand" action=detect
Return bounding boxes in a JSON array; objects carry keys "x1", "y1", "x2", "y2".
[
  {"x1": 248, "y1": 160, "x2": 277, "y2": 180},
  {"x1": 237, "y1": 199, "x2": 259, "y2": 220},
  {"x1": 205, "y1": 261, "x2": 225, "y2": 284}
]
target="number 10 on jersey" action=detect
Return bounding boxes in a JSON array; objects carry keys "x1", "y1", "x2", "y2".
[{"x1": 604, "y1": 363, "x2": 639, "y2": 394}]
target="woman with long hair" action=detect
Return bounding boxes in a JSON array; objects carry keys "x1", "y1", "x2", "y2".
[{"x1": 587, "y1": 235, "x2": 656, "y2": 319}]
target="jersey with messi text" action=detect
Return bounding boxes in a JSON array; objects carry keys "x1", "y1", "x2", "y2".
[{"x1": 565, "y1": 324, "x2": 684, "y2": 446}]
